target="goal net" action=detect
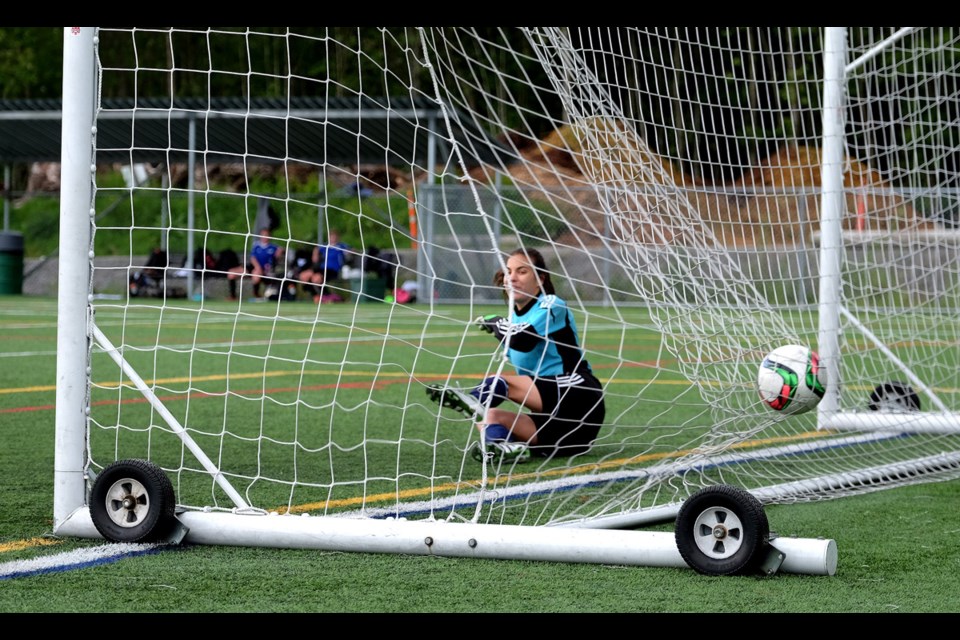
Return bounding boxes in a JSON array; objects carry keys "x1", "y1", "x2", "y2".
[{"x1": 54, "y1": 27, "x2": 960, "y2": 557}]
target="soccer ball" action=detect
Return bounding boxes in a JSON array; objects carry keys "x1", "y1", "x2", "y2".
[{"x1": 757, "y1": 344, "x2": 827, "y2": 415}]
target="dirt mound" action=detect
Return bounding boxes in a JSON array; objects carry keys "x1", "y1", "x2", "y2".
[{"x1": 482, "y1": 122, "x2": 934, "y2": 246}]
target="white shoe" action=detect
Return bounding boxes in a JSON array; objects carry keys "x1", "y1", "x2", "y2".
[
  {"x1": 426, "y1": 384, "x2": 484, "y2": 417},
  {"x1": 470, "y1": 440, "x2": 531, "y2": 464}
]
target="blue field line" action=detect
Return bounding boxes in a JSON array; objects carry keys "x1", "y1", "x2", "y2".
[{"x1": 0, "y1": 542, "x2": 178, "y2": 580}]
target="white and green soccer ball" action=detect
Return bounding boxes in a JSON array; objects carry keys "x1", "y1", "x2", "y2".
[{"x1": 757, "y1": 344, "x2": 827, "y2": 416}]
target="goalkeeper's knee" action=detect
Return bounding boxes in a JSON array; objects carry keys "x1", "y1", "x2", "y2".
[{"x1": 471, "y1": 376, "x2": 508, "y2": 408}]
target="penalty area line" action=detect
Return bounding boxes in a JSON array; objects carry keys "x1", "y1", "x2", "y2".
[{"x1": 0, "y1": 542, "x2": 180, "y2": 580}]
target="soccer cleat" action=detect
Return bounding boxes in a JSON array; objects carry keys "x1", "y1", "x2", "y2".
[
  {"x1": 474, "y1": 376, "x2": 508, "y2": 408},
  {"x1": 470, "y1": 439, "x2": 531, "y2": 465},
  {"x1": 493, "y1": 440, "x2": 531, "y2": 464},
  {"x1": 470, "y1": 442, "x2": 487, "y2": 463},
  {"x1": 426, "y1": 384, "x2": 485, "y2": 417}
]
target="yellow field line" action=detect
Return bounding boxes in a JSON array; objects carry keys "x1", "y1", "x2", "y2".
[
  {"x1": 279, "y1": 427, "x2": 833, "y2": 514},
  {"x1": 0, "y1": 536, "x2": 62, "y2": 554}
]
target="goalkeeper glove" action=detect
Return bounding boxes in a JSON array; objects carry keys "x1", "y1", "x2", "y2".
[{"x1": 476, "y1": 314, "x2": 503, "y2": 334}]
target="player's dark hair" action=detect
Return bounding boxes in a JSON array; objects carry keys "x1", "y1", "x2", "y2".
[{"x1": 494, "y1": 247, "x2": 554, "y2": 299}]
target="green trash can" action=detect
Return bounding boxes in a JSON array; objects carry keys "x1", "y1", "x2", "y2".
[
  {"x1": 0, "y1": 231, "x2": 24, "y2": 295},
  {"x1": 349, "y1": 274, "x2": 386, "y2": 303}
]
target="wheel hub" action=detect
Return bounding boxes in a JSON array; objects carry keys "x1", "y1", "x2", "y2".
[{"x1": 103, "y1": 479, "x2": 150, "y2": 528}]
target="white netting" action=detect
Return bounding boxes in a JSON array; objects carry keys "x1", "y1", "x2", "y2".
[{"x1": 81, "y1": 27, "x2": 960, "y2": 530}]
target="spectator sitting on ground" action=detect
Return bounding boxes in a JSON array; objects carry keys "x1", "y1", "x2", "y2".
[
  {"x1": 227, "y1": 227, "x2": 283, "y2": 300},
  {"x1": 193, "y1": 247, "x2": 216, "y2": 272},
  {"x1": 298, "y1": 228, "x2": 350, "y2": 304},
  {"x1": 129, "y1": 246, "x2": 169, "y2": 298},
  {"x1": 315, "y1": 228, "x2": 350, "y2": 281},
  {"x1": 193, "y1": 247, "x2": 241, "y2": 300}
]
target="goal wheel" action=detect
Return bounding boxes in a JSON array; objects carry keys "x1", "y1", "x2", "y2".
[
  {"x1": 675, "y1": 484, "x2": 770, "y2": 576},
  {"x1": 868, "y1": 381, "x2": 921, "y2": 412},
  {"x1": 89, "y1": 459, "x2": 177, "y2": 543}
]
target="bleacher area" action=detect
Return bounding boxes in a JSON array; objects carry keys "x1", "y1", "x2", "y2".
[{"x1": 23, "y1": 250, "x2": 415, "y2": 302}]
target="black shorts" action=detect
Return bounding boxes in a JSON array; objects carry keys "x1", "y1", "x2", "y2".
[
  {"x1": 309, "y1": 262, "x2": 341, "y2": 281},
  {"x1": 528, "y1": 370, "x2": 605, "y2": 458}
]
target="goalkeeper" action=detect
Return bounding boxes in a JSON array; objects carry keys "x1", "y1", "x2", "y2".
[{"x1": 427, "y1": 248, "x2": 605, "y2": 464}]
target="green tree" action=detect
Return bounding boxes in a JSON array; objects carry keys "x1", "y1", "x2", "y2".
[{"x1": 0, "y1": 27, "x2": 61, "y2": 99}]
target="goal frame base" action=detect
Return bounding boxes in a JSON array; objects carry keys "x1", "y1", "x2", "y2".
[{"x1": 53, "y1": 505, "x2": 837, "y2": 576}]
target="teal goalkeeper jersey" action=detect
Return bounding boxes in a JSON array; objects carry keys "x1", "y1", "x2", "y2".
[{"x1": 503, "y1": 294, "x2": 590, "y2": 377}]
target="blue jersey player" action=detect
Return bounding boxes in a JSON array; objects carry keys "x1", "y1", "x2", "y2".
[
  {"x1": 428, "y1": 248, "x2": 605, "y2": 464},
  {"x1": 227, "y1": 227, "x2": 282, "y2": 300}
]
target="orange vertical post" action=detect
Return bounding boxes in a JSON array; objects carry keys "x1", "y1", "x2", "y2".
[
  {"x1": 408, "y1": 189, "x2": 418, "y2": 250},
  {"x1": 856, "y1": 189, "x2": 866, "y2": 231}
]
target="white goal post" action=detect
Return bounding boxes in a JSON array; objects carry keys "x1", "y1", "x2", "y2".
[{"x1": 51, "y1": 26, "x2": 960, "y2": 576}]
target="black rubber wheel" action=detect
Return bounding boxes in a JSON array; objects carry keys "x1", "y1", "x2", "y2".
[
  {"x1": 89, "y1": 459, "x2": 177, "y2": 543},
  {"x1": 868, "y1": 381, "x2": 921, "y2": 412},
  {"x1": 675, "y1": 484, "x2": 770, "y2": 576}
]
